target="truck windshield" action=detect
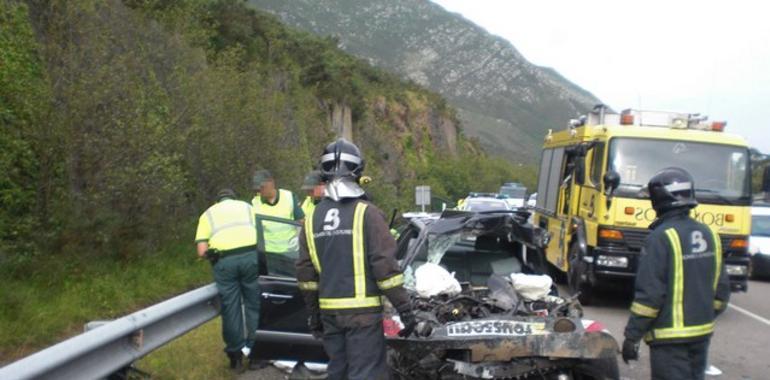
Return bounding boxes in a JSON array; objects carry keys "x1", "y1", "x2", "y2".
[{"x1": 608, "y1": 138, "x2": 751, "y2": 205}]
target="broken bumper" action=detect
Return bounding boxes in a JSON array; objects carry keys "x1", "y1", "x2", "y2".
[{"x1": 387, "y1": 330, "x2": 619, "y2": 362}]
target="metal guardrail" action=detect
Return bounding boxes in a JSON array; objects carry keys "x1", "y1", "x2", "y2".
[{"x1": 0, "y1": 284, "x2": 220, "y2": 380}]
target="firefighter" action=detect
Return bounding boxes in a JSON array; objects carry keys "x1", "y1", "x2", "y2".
[
  {"x1": 251, "y1": 169, "x2": 304, "y2": 254},
  {"x1": 622, "y1": 167, "x2": 730, "y2": 380},
  {"x1": 300, "y1": 170, "x2": 324, "y2": 217},
  {"x1": 295, "y1": 138, "x2": 416, "y2": 380},
  {"x1": 195, "y1": 189, "x2": 260, "y2": 372}
]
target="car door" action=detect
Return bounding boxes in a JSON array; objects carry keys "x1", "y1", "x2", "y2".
[
  {"x1": 251, "y1": 214, "x2": 327, "y2": 362},
  {"x1": 539, "y1": 147, "x2": 569, "y2": 269}
]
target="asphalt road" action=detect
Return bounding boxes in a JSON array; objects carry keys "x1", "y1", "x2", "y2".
[
  {"x1": 578, "y1": 279, "x2": 770, "y2": 380},
  {"x1": 240, "y1": 279, "x2": 770, "y2": 380}
]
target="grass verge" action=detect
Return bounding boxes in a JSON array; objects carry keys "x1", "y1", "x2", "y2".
[
  {"x1": 138, "y1": 318, "x2": 236, "y2": 380},
  {"x1": 0, "y1": 244, "x2": 211, "y2": 362}
]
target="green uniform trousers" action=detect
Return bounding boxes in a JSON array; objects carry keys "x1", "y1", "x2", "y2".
[{"x1": 212, "y1": 251, "x2": 261, "y2": 353}]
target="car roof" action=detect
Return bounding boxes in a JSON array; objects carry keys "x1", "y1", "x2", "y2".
[{"x1": 467, "y1": 197, "x2": 506, "y2": 203}]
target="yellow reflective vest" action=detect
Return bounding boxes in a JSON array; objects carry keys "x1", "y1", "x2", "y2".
[
  {"x1": 301, "y1": 196, "x2": 316, "y2": 219},
  {"x1": 195, "y1": 199, "x2": 256, "y2": 251},
  {"x1": 252, "y1": 189, "x2": 299, "y2": 254}
]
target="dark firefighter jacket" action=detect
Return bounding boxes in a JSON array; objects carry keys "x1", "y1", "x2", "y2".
[
  {"x1": 296, "y1": 198, "x2": 410, "y2": 315},
  {"x1": 625, "y1": 209, "x2": 731, "y2": 345}
]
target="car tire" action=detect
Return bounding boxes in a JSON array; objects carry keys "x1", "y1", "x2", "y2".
[
  {"x1": 568, "y1": 243, "x2": 595, "y2": 305},
  {"x1": 572, "y1": 357, "x2": 620, "y2": 380}
]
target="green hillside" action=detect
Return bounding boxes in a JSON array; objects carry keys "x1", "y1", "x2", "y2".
[
  {"x1": 247, "y1": 0, "x2": 603, "y2": 162},
  {"x1": 0, "y1": 0, "x2": 534, "y2": 360}
]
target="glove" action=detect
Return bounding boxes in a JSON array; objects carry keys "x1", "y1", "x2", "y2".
[
  {"x1": 621, "y1": 338, "x2": 640, "y2": 364},
  {"x1": 308, "y1": 313, "x2": 323, "y2": 340},
  {"x1": 397, "y1": 308, "x2": 417, "y2": 338}
]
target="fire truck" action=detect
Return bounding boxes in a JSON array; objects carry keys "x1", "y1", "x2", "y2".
[{"x1": 529, "y1": 105, "x2": 752, "y2": 304}]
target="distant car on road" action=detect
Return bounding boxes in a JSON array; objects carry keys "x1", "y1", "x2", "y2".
[
  {"x1": 499, "y1": 185, "x2": 527, "y2": 208},
  {"x1": 462, "y1": 197, "x2": 511, "y2": 212},
  {"x1": 750, "y1": 205, "x2": 770, "y2": 279}
]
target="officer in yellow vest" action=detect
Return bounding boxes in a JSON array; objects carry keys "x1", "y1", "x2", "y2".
[
  {"x1": 456, "y1": 197, "x2": 467, "y2": 210},
  {"x1": 251, "y1": 170, "x2": 305, "y2": 254},
  {"x1": 195, "y1": 189, "x2": 260, "y2": 372},
  {"x1": 300, "y1": 170, "x2": 325, "y2": 217}
]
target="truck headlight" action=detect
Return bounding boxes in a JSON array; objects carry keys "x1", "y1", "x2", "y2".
[
  {"x1": 726, "y1": 265, "x2": 748, "y2": 276},
  {"x1": 596, "y1": 255, "x2": 628, "y2": 268}
]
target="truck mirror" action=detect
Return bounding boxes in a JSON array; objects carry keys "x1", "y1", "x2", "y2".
[
  {"x1": 603, "y1": 170, "x2": 621, "y2": 208},
  {"x1": 603, "y1": 170, "x2": 620, "y2": 196},
  {"x1": 603, "y1": 170, "x2": 620, "y2": 208}
]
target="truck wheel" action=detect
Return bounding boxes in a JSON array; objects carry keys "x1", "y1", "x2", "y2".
[{"x1": 568, "y1": 243, "x2": 594, "y2": 305}]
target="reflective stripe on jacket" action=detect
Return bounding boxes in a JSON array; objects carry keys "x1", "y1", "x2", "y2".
[
  {"x1": 308, "y1": 200, "x2": 381, "y2": 311},
  {"x1": 625, "y1": 210, "x2": 730, "y2": 344},
  {"x1": 299, "y1": 199, "x2": 407, "y2": 313},
  {"x1": 301, "y1": 196, "x2": 316, "y2": 219}
]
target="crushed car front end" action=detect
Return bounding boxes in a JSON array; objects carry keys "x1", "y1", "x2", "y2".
[{"x1": 388, "y1": 210, "x2": 619, "y2": 379}]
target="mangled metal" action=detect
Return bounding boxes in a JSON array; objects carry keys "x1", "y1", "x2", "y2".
[{"x1": 387, "y1": 211, "x2": 619, "y2": 380}]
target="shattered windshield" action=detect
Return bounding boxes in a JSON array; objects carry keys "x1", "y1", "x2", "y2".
[
  {"x1": 404, "y1": 227, "x2": 523, "y2": 289},
  {"x1": 404, "y1": 232, "x2": 462, "y2": 290}
]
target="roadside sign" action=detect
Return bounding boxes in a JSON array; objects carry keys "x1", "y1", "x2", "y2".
[{"x1": 415, "y1": 186, "x2": 431, "y2": 211}]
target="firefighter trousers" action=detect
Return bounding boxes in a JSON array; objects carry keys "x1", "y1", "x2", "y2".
[
  {"x1": 649, "y1": 339, "x2": 710, "y2": 380},
  {"x1": 213, "y1": 251, "x2": 261, "y2": 354},
  {"x1": 320, "y1": 313, "x2": 389, "y2": 380}
]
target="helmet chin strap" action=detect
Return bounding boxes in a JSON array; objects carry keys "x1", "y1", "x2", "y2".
[{"x1": 325, "y1": 177, "x2": 365, "y2": 201}]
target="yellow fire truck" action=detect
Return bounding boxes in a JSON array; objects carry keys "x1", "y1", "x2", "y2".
[{"x1": 530, "y1": 105, "x2": 752, "y2": 304}]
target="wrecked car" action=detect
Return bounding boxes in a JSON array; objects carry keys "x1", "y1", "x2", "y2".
[
  {"x1": 249, "y1": 210, "x2": 619, "y2": 379},
  {"x1": 385, "y1": 210, "x2": 619, "y2": 379}
]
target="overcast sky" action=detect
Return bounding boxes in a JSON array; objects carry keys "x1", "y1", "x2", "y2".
[{"x1": 431, "y1": 0, "x2": 770, "y2": 154}]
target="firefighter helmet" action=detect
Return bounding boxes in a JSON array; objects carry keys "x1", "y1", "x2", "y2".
[
  {"x1": 320, "y1": 138, "x2": 365, "y2": 181},
  {"x1": 648, "y1": 167, "x2": 698, "y2": 214}
]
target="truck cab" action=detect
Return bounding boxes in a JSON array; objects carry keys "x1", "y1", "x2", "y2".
[{"x1": 531, "y1": 106, "x2": 752, "y2": 303}]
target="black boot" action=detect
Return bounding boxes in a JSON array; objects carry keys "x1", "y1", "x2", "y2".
[
  {"x1": 248, "y1": 351, "x2": 269, "y2": 371},
  {"x1": 227, "y1": 351, "x2": 245, "y2": 373}
]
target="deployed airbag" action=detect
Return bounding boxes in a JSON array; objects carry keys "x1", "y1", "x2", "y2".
[
  {"x1": 415, "y1": 262, "x2": 462, "y2": 298},
  {"x1": 510, "y1": 273, "x2": 553, "y2": 301}
]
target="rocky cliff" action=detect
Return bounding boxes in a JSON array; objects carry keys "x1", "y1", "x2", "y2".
[{"x1": 247, "y1": 0, "x2": 602, "y2": 162}]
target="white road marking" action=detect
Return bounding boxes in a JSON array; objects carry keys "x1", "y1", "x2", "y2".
[{"x1": 728, "y1": 303, "x2": 770, "y2": 326}]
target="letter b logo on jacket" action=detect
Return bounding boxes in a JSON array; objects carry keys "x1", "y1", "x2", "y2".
[{"x1": 323, "y1": 208, "x2": 341, "y2": 231}]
